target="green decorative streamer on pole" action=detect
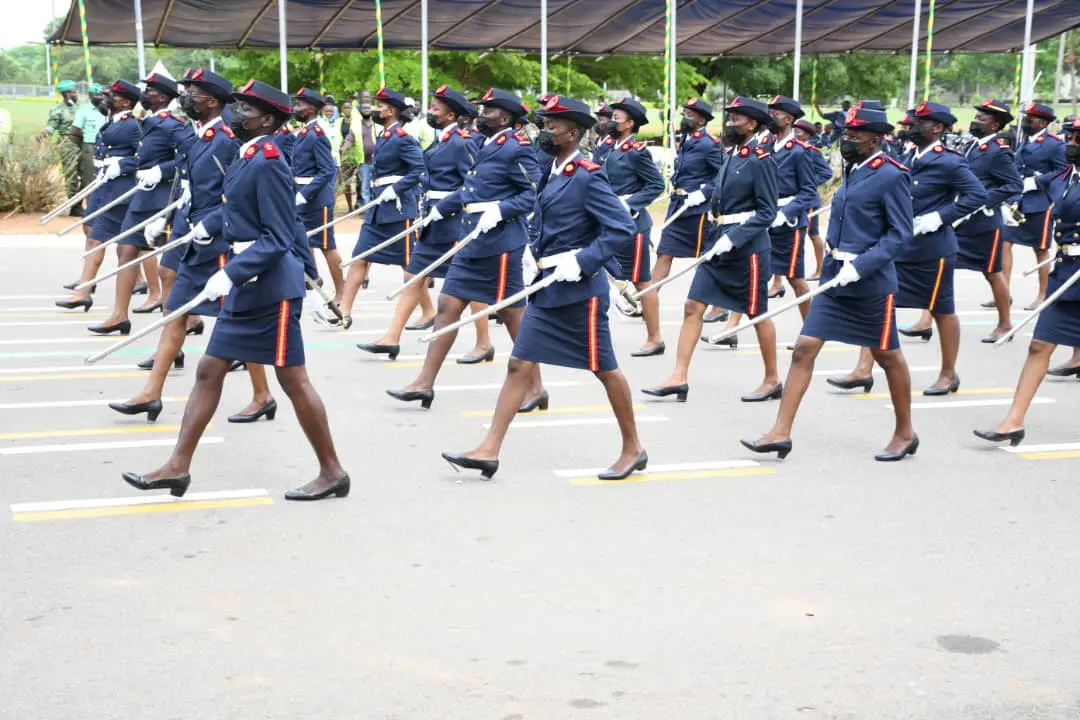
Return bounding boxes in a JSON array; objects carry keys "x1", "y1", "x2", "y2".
[
  {"x1": 922, "y1": 0, "x2": 936, "y2": 100},
  {"x1": 317, "y1": 50, "x2": 325, "y2": 94},
  {"x1": 811, "y1": 57, "x2": 818, "y2": 119},
  {"x1": 374, "y1": 0, "x2": 385, "y2": 88},
  {"x1": 52, "y1": 45, "x2": 59, "y2": 93},
  {"x1": 565, "y1": 54, "x2": 572, "y2": 94},
  {"x1": 77, "y1": 0, "x2": 93, "y2": 84},
  {"x1": 1013, "y1": 51, "x2": 1023, "y2": 109}
]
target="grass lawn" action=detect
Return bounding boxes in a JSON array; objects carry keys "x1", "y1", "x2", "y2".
[{"x1": 0, "y1": 98, "x2": 57, "y2": 137}]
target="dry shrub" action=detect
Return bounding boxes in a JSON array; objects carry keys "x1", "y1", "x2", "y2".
[{"x1": 0, "y1": 135, "x2": 66, "y2": 213}]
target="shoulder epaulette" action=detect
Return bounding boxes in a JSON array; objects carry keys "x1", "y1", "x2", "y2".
[
  {"x1": 707, "y1": 133, "x2": 722, "y2": 144},
  {"x1": 753, "y1": 146, "x2": 770, "y2": 159},
  {"x1": 578, "y1": 158, "x2": 601, "y2": 172},
  {"x1": 784, "y1": 140, "x2": 795, "y2": 150},
  {"x1": 298, "y1": 127, "x2": 308, "y2": 136},
  {"x1": 692, "y1": 129, "x2": 703, "y2": 139},
  {"x1": 632, "y1": 141, "x2": 646, "y2": 151},
  {"x1": 313, "y1": 124, "x2": 324, "y2": 136},
  {"x1": 454, "y1": 127, "x2": 471, "y2": 139},
  {"x1": 869, "y1": 156, "x2": 885, "y2": 170},
  {"x1": 221, "y1": 125, "x2": 235, "y2": 139},
  {"x1": 932, "y1": 145, "x2": 945, "y2": 153},
  {"x1": 1048, "y1": 132, "x2": 1062, "y2": 141},
  {"x1": 261, "y1": 141, "x2": 280, "y2": 159},
  {"x1": 243, "y1": 144, "x2": 258, "y2": 159},
  {"x1": 513, "y1": 131, "x2": 532, "y2": 146},
  {"x1": 395, "y1": 126, "x2": 408, "y2": 137},
  {"x1": 885, "y1": 156, "x2": 909, "y2": 172},
  {"x1": 995, "y1": 137, "x2": 1010, "y2": 148},
  {"x1": 202, "y1": 127, "x2": 216, "y2": 141},
  {"x1": 496, "y1": 134, "x2": 508, "y2": 145}
]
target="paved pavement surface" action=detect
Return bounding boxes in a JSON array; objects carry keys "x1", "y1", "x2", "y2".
[{"x1": 1, "y1": 233, "x2": 1078, "y2": 719}]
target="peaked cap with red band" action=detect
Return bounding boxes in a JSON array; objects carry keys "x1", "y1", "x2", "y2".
[
  {"x1": 912, "y1": 100, "x2": 957, "y2": 126},
  {"x1": 973, "y1": 98, "x2": 1014, "y2": 124},
  {"x1": 233, "y1": 79, "x2": 293, "y2": 118},
  {"x1": 292, "y1": 87, "x2": 327, "y2": 108},
  {"x1": 540, "y1": 95, "x2": 594, "y2": 128}
]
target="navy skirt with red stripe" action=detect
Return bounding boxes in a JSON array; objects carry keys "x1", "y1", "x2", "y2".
[
  {"x1": 769, "y1": 225, "x2": 806, "y2": 279},
  {"x1": 206, "y1": 297, "x2": 305, "y2": 367},
  {"x1": 165, "y1": 253, "x2": 227, "y2": 317},
  {"x1": 441, "y1": 247, "x2": 525, "y2": 306},
  {"x1": 688, "y1": 250, "x2": 770, "y2": 318},
  {"x1": 513, "y1": 294, "x2": 617, "y2": 372},
  {"x1": 896, "y1": 255, "x2": 956, "y2": 314},
  {"x1": 1012, "y1": 208, "x2": 1054, "y2": 249},
  {"x1": 657, "y1": 211, "x2": 709, "y2": 259},
  {"x1": 352, "y1": 219, "x2": 416, "y2": 267},
  {"x1": 117, "y1": 208, "x2": 158, "y2": 250},
  {"x1": 956, "y1": 227, "x2": 1004, "y2": 273},
  {"x1": 612, "y1": 231, "x2": 652, "y2": 283},
  {"x1": 1033, "y1": 300, "x2": 1080, "y2": 346},
  {"x1": 303, "y1": 202, "x2": 336, "y2": 251},
  {"x1": 800, "y1": 290, "x2": 900, "y2": 350}
]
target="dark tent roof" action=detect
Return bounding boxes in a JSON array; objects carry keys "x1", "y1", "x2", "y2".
[{"x1": 52, "y1": 0, "x2": 1080, "y2": 55}]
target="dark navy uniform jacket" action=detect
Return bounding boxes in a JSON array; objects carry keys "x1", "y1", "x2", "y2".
[
  {"x1": 1038, "y1": 167, "x2": 1080, "y2": 301},
  {"x1": 435, "y1": 128, "x2": 540, "y2": 260},
  {"x1": 220, "y1": 137, "x2": 306, "y2": 311},
  {"x1": 530, "y1": 154, "x2": 636, "y2": 308},
  {"x1": 771, "y1": 135, "x2": 818, "y2": 228},
  {"x1": 421, "y1": 125, "x2": 474, "y2": 245},
  {"x1": 1016, "y1": 130, "x2": 1068, "y2": 215},
  {"x1": 368, "y1": 122, "x2": 424, "y2": 226},
  {"x1": 808, "y1": 144, "x2": 833, "y2": 187},
  {"x1": 128, "y1": 110, "x2": 187, "y2": 214},
  {"x1": 273, "y1": 125, "x2": 296, "y2": 165},
  {"x1": 292, "y1": 120, "x2": 337, "y2": 209},
  {"x1": 94, "y1": 111, "x2": 140, "y2": 208},
  {"x1": 602, "y1": 135, "x2": 664, "y2": 235},
  {"x1": 897, "y1": 141, "x2": 987, "y2": 263},
  {"x1": 592, "y1": 134, "x2": 616, "y2": 164},
  {"x1": 179, "y1": 120, "x2": 238, "y2": 267},
  {"x1": 709, "y1": 144, "x2": 778, "y2": 257},
  {"x1": 664, "y1": 129, "x2": 724, "y2": 222},
  {"x1": 822, "y1": 153, "x2": 913, "y2": 298},
  {"x1": 955, "y1": 135, "x2": 1023, "y2": 238}
]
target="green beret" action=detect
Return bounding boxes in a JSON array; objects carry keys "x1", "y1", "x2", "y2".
[
  {"x1": 56, "y1": 80, "x2": 77, "y2": 92},
  {"x1": 88, "y1": 83, "x2": 103, "y2": 94}
]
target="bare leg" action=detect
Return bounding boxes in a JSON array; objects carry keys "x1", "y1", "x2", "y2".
[
  {"x1": 470, "y1": 302, "x2": 492, "y2": 355},
  {"x1": 635, "y1": 280, "x2": 663, "y2": 350},
  {"x1": 870, "y1": 347, "x2": 916, "y2": 452},
  {"x1": 595, "y1": 368, "x2": 645, "y2": 472},
  {"x1": 415, "y1": 283, "x2": 436, "y2": 323},
  {"x1": 651, "y1": 254, "x2": 674, "y2": 286},
  {"x1": 986, "y1": 270, "x2": 1012, "y2": 337},
  {"x1": 126, "y1": 314, "x2": 187, "y2": 403},
  {"x1": 339, "y1": 259, "x2": 371, "y2": 317},
  {"x1": 809, "y1": 232, "x2": 825, "y2": 280},
  {"x1": 400, "y1": 294, "x2": 469, "y2": 391},
  {"x1": 232, "y1": 362, "x2": 275, "y2": 415},
  {"x1": 1050, "y1": 347, "x2": 1080, "y2": 373},
  {"x1": 750, "y1": 318, "x2": 781, "y2": 394},
  {"x1": 839, "y1": 347, "x2": 875, "y2": 382},
  {"x1": 61, "y1": 238, "x2": 106, "y2": 302},
  {"x1": 789, "y1": 277, "x2": 812, "y2": 320},
  {"x1": 324, "y1": 248, "x2": 346, "y2": 303},
  {"x1": 275, "y1": 365, "x2": 348, "y2": 492},
  {"x1": 926, "y1": 311, "x2": 960, "y2": 390},
  {"x1": 374, "y1": 277, "x2": 423, "y2": 345},
  {"x1": 497, "y1": 305, "x2": 545, "y2": 402},
  {"x1": 137, "y1": 253, "x2": 162, "y2": 309},
  {"x1": 753, "y1": 335, "x2": 825, "y2": 442},
  {"x1": 657, "y1": 299, "x2": 706, "y2": 386},
  {"x1": 457, "y1": 358, "x2": 535, "y2": 460},
  {"x1": 1032, "y1": 247, "x2": 1049, "y2": 306},
  {"x1": 769, "y1": 274, "x2": 783, "y2": 295},
  {"x1": 98, "y1": 244, "x2": 141, "y2": 326},
  {"x1": 905, "y1": 309, "x2": 933, "y2": 332},
  {"x1": 1000, "y1": 241, "x2": 1014, "y2": 297},
  {"x1": 990, "y1": 340, "x2": 1055, "y2": 432}
]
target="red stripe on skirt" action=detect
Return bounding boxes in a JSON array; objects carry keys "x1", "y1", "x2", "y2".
[
  {"x1": 748, "y1": 253, "x2": 760, "y2": 316},
  {"x1": 322, "y1": 207, "x2": 329, "y2": 250},
  {"x1": 787, "y1": 228, "x2": 801, "y2": 278},
  {"x1": 986, "y1": 228, "x2": 1001, "y2": 274},
  {"x1": 274, "y1": 299, "x2": 290, "y2": 367},
  {"x1": 217, "y1": 255, "x2": 226, "y2": 309},
  {"x1": 1039, "y1": 206, "x2": 1053, "y2": 250},
  {"x1": 404, "y1": 219, "x2": 412, "y2": 266},
  {"x1": 587, "y1": 295, "x2": 599, "y2": 372},
  {"x1": 496, "y1": 252, "x2": 508, "y2": 302},
  {"x1": 927, "y1": 257, "x2": 946, "y2": 313},
  {"x1": 694, "y1": 215, "x2": 705, "y2": 258},
  {"x1": 631, "y1": 232, "x2": 644, "y2": 282},
  {"x1": 879, "y1": 293, "x2": 895, "y2": 351}
]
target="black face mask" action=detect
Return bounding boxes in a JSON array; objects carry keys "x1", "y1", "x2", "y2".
[
  {"x1": 104, "y1": 96, "x2": 117, "y2": 114},
  {"x1": 1066, "y1": 144, "x2": 1080, "y2": 165},
  {"x1": 911, "y1": 122, "x2": 934, "y2": 149},
  {"x1": 426, "y1": 114, "x2": 440, "y2": 129},
  {"x1": 840, "y1": 138, "x2": 868, "y2": 164},
  {"x1": 679, "y1": 118, "x2": 696, "y2": 135},
  {"x1": 606, "y1": 123, "x2": 623, "y2": 138},
  {"x1": 179, "y1": 94, "x2": 198, "y2": 118},
  {"x1": 138, "y1": 92, "x2": 152, "y2": 109},
  {"x1": 537, "y1": 130, "x2": 557, "y2": 155},
  {"x1": 723, "y1": 124, "x2": 743, "y2": 143},
  {"x1": 475, "y1": 115, "x2": 496, "y2": 137},
  {"x1": 230, "y1": 115, "x2": 262, "y2": 143},
  {"x1": 969, "y1": 121, "x2": 985, "y2": 137},
  {"x1": 373, "y1": 112, "x2": 390, "y2": 127},
  {"x1": 1021, "y1": 121, "x2": 1035, "y2": 136}
]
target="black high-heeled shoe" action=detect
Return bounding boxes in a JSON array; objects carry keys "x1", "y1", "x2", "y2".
[
  {"x1": 137, "y1": 352, "x2": 184, "y2": 371},
  {"x1": 741, "y1": 383, "x2": 783, "y2": 402},
  {"x1": 630, "y1": 342, "x2": 666, "y2": 357},
  {"x1": 768, "y1": 286, "x2": 787, "y2": 299},
  {"x1": 133, "y1": 282, "x2": 149, "y2": 296},
  {"x1": 702, "y1": 309, "x2": 729, "y2": 324},
  {"x1": 740, "y1": 438, "x2": 793, "y2": 459},
  {"x1": 228, "y1": 360, "x2": 247, "y2": 372},
  {"x1": 973, "y1": 428, "x2": 1025, "y2": 446},
  {"x1": 55, "y1": 296, "x2": 93, "y2": 312},
  {"x1": 386, "y1": 388, "x2": 434, "y2": 409},
  {"x1": 284, "y1": 474, "x2": 351, "y2": 501},
  {"x1": 361, "y1": 278, "x2": 370, "y2": 290},
  {"x1": 186, "y1": 320, "x2": 205, "y2": 336},
  {"x1": 108, "y1": 399, "x2": 164, "y2": 422},
  {"x1": 1047, "y1": 365, "x2": 1080, "y2": 378},
  {"x1": 922, "y1": 376, "x2": 960, "y2": 397},
  {"x1": 405, "y1": 318, "x2": 435, "y2": 331},
  {"x1": 457, "y1": 347, "x2": 495, "y2": 364},
  {"x1": 63, "y1": 281, "x2": 96, "y2": 293},
  {"x1": 122, "y1": 471, "x2": 190, "y2": 497},
  {"x1": 641, "y1": 384, "x2": 689, "y2": 402},
  {"x1": 701, "y1": 334, "x2": 738, "y2": 349},
  {"x1": 227, "y1": 399, "x2": 277, "y2": 423},
  {"x1": 132, "y1": 301, "x2": 163, "y2": 314},
  {"x1": 899, "y1": 326, "x2": 933, "y2": 341},
  {"x1": 88, "y1": 319, "x2": 132, "y2": 335},
  {"x1": 597, "y1": 451, "x2": 648, "y2": 480},
  {"x1": 356, "y1": 342, "x2": 400, "y2": 360},
  {"x1": 874, "y1": 435, "x2": 919, "y2": 462},
  {"x1": 518, "y1": 391, "x2": 549, "y2": 413},
  {"x1": 826, "y1": 376, "x2": 874, "y2": 393},
  {"x1": 442, "y1": 451, "x2": 499, "y2": 480}
]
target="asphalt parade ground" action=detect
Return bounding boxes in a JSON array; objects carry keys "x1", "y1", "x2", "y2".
[{"x1": 1, "y1": 232, "x2": 1079, "y2": 719}]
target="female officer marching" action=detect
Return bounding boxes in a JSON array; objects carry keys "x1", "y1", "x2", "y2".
[
  {"x1": 742, "y1": 106, "x2": 919, "y2": 462},
  {"x1": 975, "y1": 118, "x2": 1080, "y2": 447},
  {"x1": 441, "y1": 96, "x2": 645, "y2": 481}
]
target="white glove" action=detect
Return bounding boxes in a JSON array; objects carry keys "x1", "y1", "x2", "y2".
[
  {"x1": 144, "y1": 216, "x2": 167, "y2": 244},
  {"x1": 103, "y1": 161, "x2": 122, "y2": 181},
  {"x1": 913, "y1": 211, "x2": 943, "y2": 236},
  {"x1": 685, "y1": 189, "x2": 706, "y2": 208},
  {"x1": 476, "y1": 204, "x2": 503, "y2": 234},
  {"x1": 1002, "y1": 204, "x2": 1021, "y2": 227},
  {"x1": 191, "y1": 221, "x2": 211, "y2": 245},
  {"x1": 136, "y1": 165, "x2": 162, "y2": 189},
  {"x1": 295, "y1": 191, "x2": 307, "y2": 206},
  {"x1": 552, "y1": 253, "x2": 582, "y2": 282},
  {"x1": 522, "y1": 246, "x2": 538, "y2": 282},
  {"x1": 203, "y1": 269, "x2": 233, "y2": 301},
  {"x1": 1022, "y1": 176, "x2": 1038, "y2": 193},
  {"x1": 377, "y1": 185, "x2": 398, "y2": 203},
  {"x1": 771, "y1": 210, "x2": 788, "y2": 228},
  {"x1": 619, "y1": 196, "x2": 632, "y2": 212},
  {"x1": 178, "y1": 179, "x2": 191, "y2": 209},
  {"x1": 425, "y1": 206, "x2": 444, "y2": 224},
  {"x1": 835, "y1": 261, "x2": 861, "y2": 287},
  {"x1": 704, "y1": 234, "x2": 734, "y2": 260}
]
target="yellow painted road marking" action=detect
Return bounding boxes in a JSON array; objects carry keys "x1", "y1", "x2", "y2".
[
  {"x1": 570, "y1": 466, "x2": 776, "y2": 486},
  {"x1": 0, "y1": 424, "x2": 207, "y2": 441},
  {"x1": 386, "y1": 358, "x2": 508, "y2": 369},
  {"x1": 13, "y1": 497, "x2": 272, "y2": 522},
  {"x1": 1017, "y1": 450, "x2": 1080, "y2": 460},
  {"x1": 462, "y1": 403, "x2": 645, "y2": 418},
  {"x1": 854, "y1": 387, "x2": 1016, "y2": 400},
  {"x1": 0, "y1": 372, "x2": 150, "y2": 383}
]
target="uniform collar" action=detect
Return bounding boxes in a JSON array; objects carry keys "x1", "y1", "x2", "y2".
[
  {"x1": 773, "y1": 129, "x2": 794, "y2": 151},
  {"x1": 851, "y1": 150, "x2": 883, "y2": 172},
  {"x1": 754, "y1": 128, "x2": 771, "y2": 145},
  {"x1": 550, "y1": 150, "x2": 581, "y2": 176},
  {"x1": 485, "y1": 127, "x2": 513, "y2": 146},
  {"x1": 976, "y1": 133, "x2": 998, "y2": 146},
  {"x1": 438, "y1": 123, "x2": 456, "y2": 143},
  {"x1": 195, "y1": 115, "x2": 223, "y2": 138},
  {"x1": 913, "y1": 140, "x2": 942, "y2": 161},
  {"x1": 111, "y1": 110, "x2": 132, "y2": 121},
  {"x1": 239, "y1": 134, "x2": 267, "y2": 157},
  {"x1": 1027, "y1": 128, "x2": 1047, "y2": 141},
  {"x1": 305, "y1": 118, "x2": 319, "y2": 128}
]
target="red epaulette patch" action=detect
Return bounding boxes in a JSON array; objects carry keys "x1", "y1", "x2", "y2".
[
  {"x1": 738, "y1": 147, "x2": 749, "y2": 157},
  {"x1": 979, "y1": 143, "x2": 989, "y2": 151},
  {"x1": 244, "y1": 144, "x2": 258, "y2": 159},
  {"x1": 157, "y1": 110, "x2": 170, "y2": 119},
  {"x1": 932, "y1": 145, "x2": 944, "y2": 153},
  {"x1": 313, "y1": 124, "x2": 324, "y2": 136},
  {"x1": 395, "y1": 127, "x2": 408, "y2": 137},
  {"x1": 1034, "y1": 135, "x2": 1046, "y2": 143},
  {"x1": 785, "y1": 140, "x2": 795, "y2": 150},
  {"x1": 795, "y1": 139, "x2": 813, "y2": 150},
  {"x1": 203, "y1": 127, "x2": 216, "y2": 141},
  {"x1": 578, "y1": 158, "x2": 601, "y2": 172},
  {"x1": 454, "y1": 127, "x2": 471, "y2": 139},
  {"x1": 995, "y1": 137, "x2": 1010, "y2": 148},
  {"x1": 299, "y1": 127, "x2": 308, "y2": 136},
  {"x1": 633, "y1": 141, "x2": 646, "y2": 151},
  {"x1": 753, "y1": 147, "x2": 769, "y2": 158},
  {"x1": 513, "y1": 131, "x2": 532, "y2": 146},
  {"x1": 221, "y1": 125, "x2": 235, "y2": 139},
  {"x1": 563, "y1": 162, "x2": 576, "y2": 176},
  {"x1": 279, "y1": 126, "x2": 291, "y2": 135},
  {"x1": 692, "y1": 130, "x2": 703, "y2": 139},
  {"x1": 869, "y1": 156, "x2": 885, "y2": 170},
  {"x1": 382, "y1": 129, "x2": 391, "y2": 138},
  {"x1": 707, "y1": 133, "x2": 721, "y2": 144},
  {"x1": 603, "y1": 136, "x2": 615, "y2": 146},
  {"x1": 261, "y1": 141, "x2": 280, "y2": 159},
  {"x1": 885, "y1": 156, "x2": 909, "y2": 172},
  {"x1": 620, "y1": 142, "x2": 633, "y2": 151},
  {"x1": 1048, "y1": 132, "x2": 1062, "y2": 141},
  {"x1": 496, "y1": 134, "x2": 508, "y2": 145}
]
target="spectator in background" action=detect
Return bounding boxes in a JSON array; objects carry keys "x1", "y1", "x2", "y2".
[
  {"x1": 338, "y1": 100, "x2": 357, "y2": 211},
  {"x1": 402, "y1": 96, "x2": 435, "y2": 146},
  {"x1": 70, "y1": 83, "x2": 108, "y2": 216},
  {"x1": 347, "y1": 89, "x2": 377, "y2": 205},
  {"x1": 319, "y1": 102, "x2": 343, "y2": 167},
  {"x1": 814, "y1": 99, "x2": 850, "y2": 145},
  {"x1": 41, "y1": 79, "x2": 81, "y2": 214}
]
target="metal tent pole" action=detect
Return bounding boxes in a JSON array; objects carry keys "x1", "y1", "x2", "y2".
[
  {"x1": 669, "y1": 0, "x2": 677, "y2": 176},
  {"x1": 540, "y1": 0, "x2": 548, "y2": 94},
  {"x1": 278, "y1": 0, "x2": 288, "y2": 91},
  {"x1": 421, "y1": 0, "x2": 429, "y2": 119},
  {"x1": 134, "y1": 0, "x2": 147, "y2": 79},
  {"x1": 1019, "y1": 0, "x2": 1035, "y2": 103},
  {"x1": 792, "y1": 0, "x2": 803, "y2": 100},
  {"x1": 907, "y1": 0, "x2": 922, "y2": 108},
  {"x1": 1054, "y1": 31, "x2": 1067, "y2": 105}
]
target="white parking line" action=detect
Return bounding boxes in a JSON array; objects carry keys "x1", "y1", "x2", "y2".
[
  {"x1": 485, "y1": 416, "x2": 668, "y2": 430},
  {"x1": 0, "y1": 306, "x2": 110, "y2": 312},
  {"x1": 0, "y1": 363, "x2": 139, "y2": 374},
  {"x1": 1000, "y1": 441, "x2": 1080, "y2": 454},
  {"x1": 12, "y1": 488, "x2": 269, "y2": 513},
  {"x1": 0, "y1": 396, "x2": 185, "y2": 410},
  {"x1": 888, "y1": 398, "x2": 1054, "y2": 410},
  {"x1": 554, "y1": 459, "x2": 759, "y2": 478},
  {"x1": 0, "y1": 437, "x2": 223, "y2": 456},
  {"x1": 435, "y1": 380, "x2": 583, "y2": 391}
]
